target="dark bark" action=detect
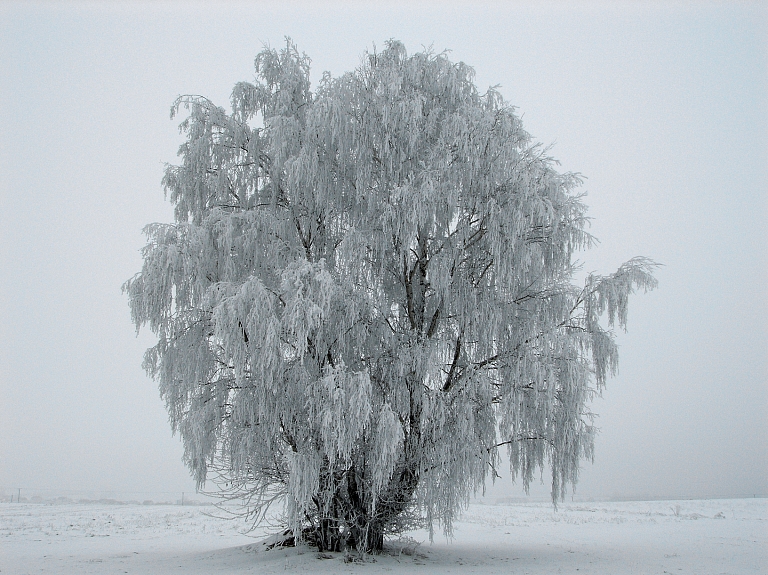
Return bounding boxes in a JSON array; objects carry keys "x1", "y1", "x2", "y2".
[
  {"x1": 316, "y1": 518, "x2": 341, "y2": 552},
  {"x1": 366, "y1": 526, "x2": 384, "y2": 552}
]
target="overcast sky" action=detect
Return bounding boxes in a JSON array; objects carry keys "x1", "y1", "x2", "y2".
[{"x1": 1, "y1": 1, "x2": 765, "y2": 501}]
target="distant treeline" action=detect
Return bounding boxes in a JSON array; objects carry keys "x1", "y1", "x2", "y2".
[{"x1": 0, "y1": 487, "x2": 217, "y2": 506}]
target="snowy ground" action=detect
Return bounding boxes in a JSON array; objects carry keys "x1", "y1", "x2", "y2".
[{"x1": 1, "y1": 498, "x2": 764, "y2": 574}]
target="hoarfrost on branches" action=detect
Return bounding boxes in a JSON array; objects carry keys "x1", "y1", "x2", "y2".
[{"x1": 125, "y1": 39, "x2": 658, "y2": 553}]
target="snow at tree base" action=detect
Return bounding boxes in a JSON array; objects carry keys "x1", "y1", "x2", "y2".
[
  {"x1": 4, "y1": 499, "x2": 765, "y2": 574},
  {"x1": 124, "y1": 40, "x2": 658, "y2": 553}
]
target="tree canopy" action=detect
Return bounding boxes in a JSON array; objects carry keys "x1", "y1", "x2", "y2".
[{"x1": 125, "y1": 39, "x2": 657, "y2": 553}]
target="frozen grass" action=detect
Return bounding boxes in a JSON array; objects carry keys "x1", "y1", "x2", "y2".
[{"x1": 1, "y1": 498, "x2": 764, "y2": 574}]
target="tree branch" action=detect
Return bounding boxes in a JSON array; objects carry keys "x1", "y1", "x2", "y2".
[{"x1": 442, "y1": 330, "x2": 463, "y2": 392}]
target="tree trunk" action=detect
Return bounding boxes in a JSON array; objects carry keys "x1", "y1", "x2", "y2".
[
  {"x1": 309, "y1": 367, "x2": 424, "y2": 555},
  {"x1": 316, "y1": 518, "x2": 341, "y2": 552},
  {"x1": 366, "y1": 525, "x2": 384, "y2": 553}
]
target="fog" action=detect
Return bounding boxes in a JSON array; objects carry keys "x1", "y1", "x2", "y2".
[{"x1": 1, "y1": 1, "x2": 765, "y2": 502}]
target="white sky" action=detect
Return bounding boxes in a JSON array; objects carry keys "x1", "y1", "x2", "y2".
[{"x1": 1, "y1": 1, "x2": 765, "y2": 501}]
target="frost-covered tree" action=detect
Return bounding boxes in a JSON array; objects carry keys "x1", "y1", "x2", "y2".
[{"x1": 125, "y1": 40, "x2": 657, "y2": 553}]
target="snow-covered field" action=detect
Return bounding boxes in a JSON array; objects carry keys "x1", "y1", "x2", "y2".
[{"x1": 1, "y1": 498, "x2": 764, "y2": 574}]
